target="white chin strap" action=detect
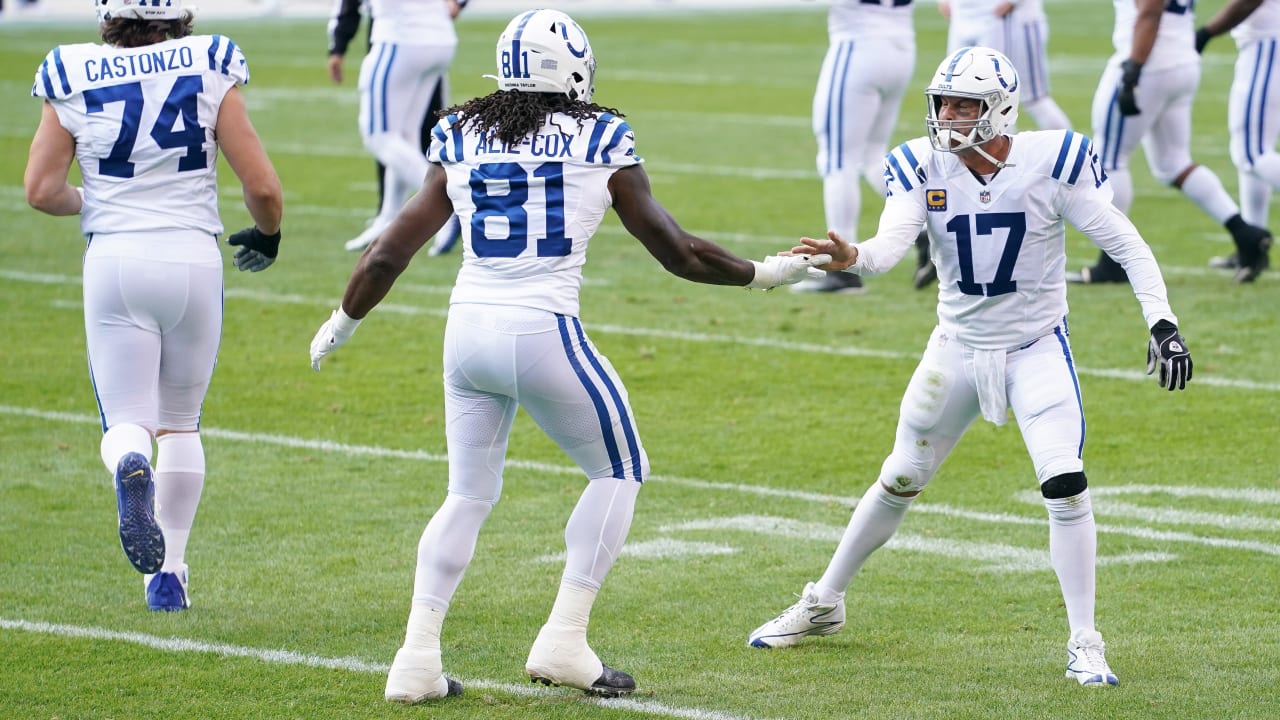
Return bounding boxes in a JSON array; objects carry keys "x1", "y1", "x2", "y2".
[{"x1": 972, "y1": 141, "x2": 1012, "y2": 169}]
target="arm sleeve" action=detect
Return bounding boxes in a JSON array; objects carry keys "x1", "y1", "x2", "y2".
[
  {"x1": 849, "y1": 193, "x2": 927, "y2": 275},
  {"x1": 327, "y1": 0, "x2": 365, "y2": 56},
  {"x1": 1061, "y1": 179, "x2": 1178, "y2": 329}
]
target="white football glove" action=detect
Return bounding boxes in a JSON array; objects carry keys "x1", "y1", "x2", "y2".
[
  {"x1": 746, "y1": 254, "x2": 833, "y2": 290},
  {"x1": 309, "y1": 308, "x2": 362, "y2": 371}
]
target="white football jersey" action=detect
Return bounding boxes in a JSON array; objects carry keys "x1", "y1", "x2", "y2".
[
  {"x1": 368, "y1": 0, "x2": 455, "y2": 46},
  {"x1": 829, "y1": 0, "x2": 915, "y2": 42},
  {"x1": 1111, "y1": 0, "x2": 1197, "y2": 71},
  {"x1": 856, "y1": 130, "x2": 1175, "y2": 349},
  {"x1": 429, "y1": 111, "x2": 643, "y2": 317},
  {"x1": 32, "y1": 35, "x2": 248, "y2": 236},
  {"x1": 1231, "y1": 0, "x2": 1280, "y2": 46}
]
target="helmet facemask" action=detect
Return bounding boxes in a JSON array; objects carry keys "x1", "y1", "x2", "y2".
[{"x1": 924, "y1": 47, "x2": 1020, "y2": 154}]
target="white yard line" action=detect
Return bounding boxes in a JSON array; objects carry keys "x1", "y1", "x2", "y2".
[{"x1": 0, "y1": 618, "x2": 779, "y2": 720}]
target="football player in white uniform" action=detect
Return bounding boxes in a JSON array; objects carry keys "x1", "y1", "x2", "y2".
[
  {"x1": 1196, "y1": 0, "x2": 1280, "y2": 270},
  {"x1": 343, "y1": 0, "x2": 458, "y2": 251},
  {"x1": 24, "y1": 0, "x2": 283, "y2": 611},
  {"x1": 940, "y1": 0, "x2": 1071, "y2": 130},
  {"x1": 792, "y1": 0, "x2": 916, "y2": 295},
  {"x1": 1073, "y1": 0, "x2": 1273, "y2": 284},
  {"x1": 309, "y1": 9, "x2": 828, "y2": 703},
  {"x1": 748, "y1": 47, "x2": 1194, "y2": 688}
]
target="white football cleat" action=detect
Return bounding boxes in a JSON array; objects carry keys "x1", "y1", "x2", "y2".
[
  {"x1": 384, "y1": 647, "x2": 462, "y2": 703},
  {"x1": 525, "y1": 623, "x2": 635, "y2": 698},
  {"x1": 1065, "y1": 628, "x2": 1119, "y2": 687},
  {"x1": 748, "y1": 582, "x2": 846, "y2": 648}
]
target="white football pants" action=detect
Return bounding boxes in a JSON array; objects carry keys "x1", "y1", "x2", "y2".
[
  {"x1": 1229, "y1": 37, "x2": 1280, "y2": 226},
  {"x1": 879, "y1": 324, "x2": 1086, "y2": 495},
  {"x1": 82, "y1": 231, "x2": 222, "y2": 433}
]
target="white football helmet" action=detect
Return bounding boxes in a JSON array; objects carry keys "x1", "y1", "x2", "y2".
[
  {"x1": 96, "y1": 0, "x2": 189, "y2": 23},
  {"x1": 925, "y1": 46, "x2": 1020, "y2": 153},
  {"x1": 490, "y1": 9, "x2": 596, "y2": 102}
]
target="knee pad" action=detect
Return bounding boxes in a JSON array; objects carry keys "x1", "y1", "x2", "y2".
[
  {"x1": 1040, "y1": 471, "x2": 1088, "y2": 499},
  {"x1": 877, "y1": 442, "x2": 935, "y2": 496}
]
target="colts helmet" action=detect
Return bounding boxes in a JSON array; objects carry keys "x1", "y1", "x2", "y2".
[
  {"x1": 925, "y1": 46, "x2": 1020, "y2": 153},
  {"x1": 96, "y1": 0, "x2": 189, "y2": 23},
  {"x1": 491, "y1": 9, "x2": 596, "y2": 102}
]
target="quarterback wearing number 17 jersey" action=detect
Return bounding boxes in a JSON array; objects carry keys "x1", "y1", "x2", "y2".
[
  {"x1": 858, "y1": 129, "x2": 1175, "y2": 350},
  {"x1": 32, "y1": 34, "x2": 249, "y2": 236},
  {"x1": 429, "y1": 111, "x2": 642, "y2": 317}
]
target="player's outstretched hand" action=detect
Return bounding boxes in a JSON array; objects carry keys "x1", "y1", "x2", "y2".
[
  {"x1": 746, "y1": 254, "x2": 832, "y2": 290},
  {"x1": 1146, "y1": 319, "x2": 1192, "y2": 391},
  {"x1": 791, "y1": 230, "x2": 856, "y2": 271},
  {"x1": 310, "y1": 308, "x2": 362, "y2": 371},
  {"x1": 228, "y1": 226, "x2": 281, "y2": 272}
]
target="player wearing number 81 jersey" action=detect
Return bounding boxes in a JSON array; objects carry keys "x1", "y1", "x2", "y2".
[{"x1": 309, "y1": 8, "x2": 827, "y2": 704}]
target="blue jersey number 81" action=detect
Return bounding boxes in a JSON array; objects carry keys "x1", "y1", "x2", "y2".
[{"x1": 469, "y1": 162, "x2": 572, "y2": 258}]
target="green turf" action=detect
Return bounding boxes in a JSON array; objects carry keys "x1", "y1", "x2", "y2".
[{"x1": 1, "y1": 4, "x2": 1277, "y2": 720}]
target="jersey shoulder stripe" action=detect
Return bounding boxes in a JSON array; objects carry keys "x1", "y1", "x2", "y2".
[
  {"x1": 885, "y1": 139, "x2": 929, "y2": 194},
  {"x1": 1049, "y1": 130, "x2": 1092, "y2": 185},
  {"x1": 206, "y1": 35, "x2": 250, "y2": 83},
  {"x1": 33, "y1": 46, "x2": 73, "y2": 99},
  {"x1": 429, "y1": 113, "x2": 465, "y2": 163}
]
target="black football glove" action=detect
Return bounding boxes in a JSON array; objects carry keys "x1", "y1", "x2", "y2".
[
  {"x1": 1146, "y1": 319, "x2": 1193, "y2": 391},
  {"x1": 1117, "y1": 59, "x2": 1142, "y2": 117},
  {"x1": 1194, "y1": 27, "x2": 1213, "y2": 54},
  {"x1": 227, "y1": 226, "x2": 281, "y2": 272}
]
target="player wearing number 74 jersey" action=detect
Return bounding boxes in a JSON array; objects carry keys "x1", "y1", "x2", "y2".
[
  {"x1": 24, "y1": 0, "x2": 282, "y2": 612},
  {"x1": 309, "y1": 8, "x2": 826, "y2": 704},
  {"x1": 751, "y1": 47, "x2": 1193, "y2": 687}
]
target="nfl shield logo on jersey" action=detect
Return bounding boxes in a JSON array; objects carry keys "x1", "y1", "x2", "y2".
[{"x1": 979, "y1": 189, "x2": 992, "y2": 204}]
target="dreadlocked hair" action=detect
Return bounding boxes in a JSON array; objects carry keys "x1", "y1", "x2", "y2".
[
  {"x1": 101, "y1": 12, "x2": 196, "y2": 48},
  {"x1": 441, "y1": 91, "x2": 624, "y2": 148}
]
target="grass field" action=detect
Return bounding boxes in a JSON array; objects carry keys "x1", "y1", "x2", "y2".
[{"x1": 1, "y1": 4, "x2": 1278, "y2": 719}]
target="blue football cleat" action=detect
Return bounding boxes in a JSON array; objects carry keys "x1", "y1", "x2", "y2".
[
  {"x1": 146, "y1": 566, "x2": 190, "y2": 612},
  {"x1": 114, "y1": 452, "x2": 165, "y2": 574}
]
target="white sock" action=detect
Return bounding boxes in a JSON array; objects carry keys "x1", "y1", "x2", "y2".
[
  {"x1": 816, "y1": 481, "x2": 914, "y2": 598},
  {"x1": 547, "y1": 581, "x2": 597, "y2": 631},
  {"x1": 403, "y1": 604, "x2": 446, "y2": 651},
  {"x1": 1239, "y1": 164, "x2": 1278, "y2": 226},
  {"x1": 154, "y1": 432, "x2": 205, "y2": 572},
  {"x1": 1178, "y1": 165, "x2": 1242, "y2": 224},
  {"x1": 1045, "y1": 490, "x2": 1097, "y2": 634},
  {"x1": 99, "y1": 422, "x2": 152, "y2": 473}
]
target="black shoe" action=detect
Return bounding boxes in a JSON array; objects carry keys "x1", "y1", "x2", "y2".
[
  {"x1": 1066, "y1": 262, "x2": 1129, "y2": 284},
  {"x1": 445, "y1": 678, "x2": 463, "y2": 697},
  {"x1": 587, "y1": 664, "x2": 636, "y2": 698},
  {"x1": 789, "y1": 270, "x2": 864, "y2": 295},
  {"x1": 1229, "y1": 222, "x2": 1272, "y2": 283},
  {"x1": 913, "y1": 231, "x2": 937, "y2": 290}
]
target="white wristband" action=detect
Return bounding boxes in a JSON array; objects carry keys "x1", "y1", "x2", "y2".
[{"x1": 333, "y1": 307, "x2": 363, "y2": 334}]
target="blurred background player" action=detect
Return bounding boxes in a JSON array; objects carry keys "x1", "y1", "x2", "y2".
[
  {"x1": 939, "y1": 0, "x2": 1071, "y2": 130},
  {"x1": 1071, "y1": 0, "x2": 1273, "y2": 284},
  {"x1": 309, "y1": 8, "x2": 827, "y2": 703},
  {"x1": 791, "y1": 0, "x2": 916, "y2": 295},
  {"x1": 341, "y1": 0, "x2": 461, "y2": 252},
  {"x1": 328, "y1": 0, "x2": 463, "y2": 254},
  {"x1": 24, "y1": 0, "x2": 283, "y2": 611},
  {"x1": 748, "y1": 46, "x2": 1193, "y2": 689},
  {"x1": 1196, "y1": 0, "x2": 1280, "y2": 271},
  {"x1": 918, "y1": 0, "x2": 1072, "y2": 289}
]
